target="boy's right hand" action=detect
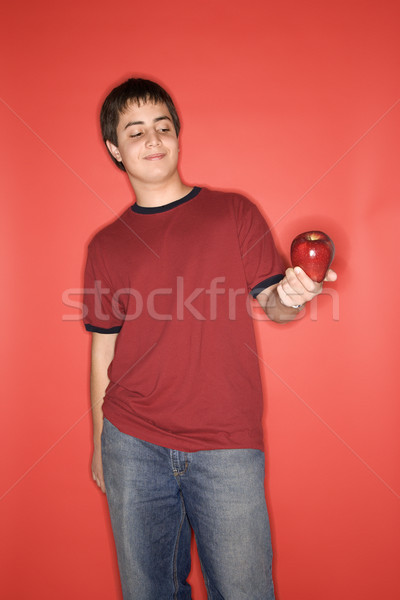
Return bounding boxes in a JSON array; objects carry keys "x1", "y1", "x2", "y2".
[{"x1": 92, "y1": 445, "x2": 106, "y2": 493}]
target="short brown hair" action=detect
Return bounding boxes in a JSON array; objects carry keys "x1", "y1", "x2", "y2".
[{"x1": 100, "y1": 78, "x2": 181, "y2": 171}]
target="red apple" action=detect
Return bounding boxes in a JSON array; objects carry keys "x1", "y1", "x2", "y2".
[{"x1": 290, "y1": 231, "x2": 335, "y2": 282}]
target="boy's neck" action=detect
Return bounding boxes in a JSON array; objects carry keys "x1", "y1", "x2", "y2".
[{"x1": 132, "y1": 175, "x2": 193, "y2": 208}]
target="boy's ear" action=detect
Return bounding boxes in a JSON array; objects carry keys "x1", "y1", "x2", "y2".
[{"x1": 106, "y1": 140, "x2": 122, "y2": 162}]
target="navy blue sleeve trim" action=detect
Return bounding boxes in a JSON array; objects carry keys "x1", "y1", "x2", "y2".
[
  {"x1": 85, "y1": 324, "x2": 122, "y2": 334},
  {"x1": 250, "y1": 274, "x2": 285, "y2": 298}
]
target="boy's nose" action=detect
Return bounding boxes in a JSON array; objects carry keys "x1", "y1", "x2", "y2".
[{"x1": 146, "y1": 131, "x2": 161, "y2": 146}]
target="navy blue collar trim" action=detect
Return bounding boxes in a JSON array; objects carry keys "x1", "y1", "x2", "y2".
[{"x1": 131, "y1": 187, "x2": 202, "y2": 214}]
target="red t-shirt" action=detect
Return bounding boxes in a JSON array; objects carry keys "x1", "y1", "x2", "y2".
[{"x1": 83, "y1": 187, "x2": 284, "y2": 451}]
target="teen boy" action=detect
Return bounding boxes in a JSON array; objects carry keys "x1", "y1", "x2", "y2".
[{"x1": 83, "y1": 78, "x2": 337, "y2": 599}]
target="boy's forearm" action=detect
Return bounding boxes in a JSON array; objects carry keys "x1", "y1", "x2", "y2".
[
  {"x1": 264, "y1": 285, "x2": 304, "y2": 323},
  {"x1": 257, "y1": 284, "x2": 303, "y2": 323},
  {"x1": 90, "y1": 365, "x2": 109, "y2": 446},
  {"x1": 90, "y1": 333, "x2": 118, "y2": 446}
]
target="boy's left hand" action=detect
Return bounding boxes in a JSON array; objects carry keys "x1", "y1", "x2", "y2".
[{"x1": 277, "y1": 267, "x2": 337, "y2": 308}]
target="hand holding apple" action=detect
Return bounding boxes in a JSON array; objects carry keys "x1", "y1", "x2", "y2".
[
  {"x1": 290, "y1": 231, "x2": 335, "y2": 282},
  {"x1": 274, "y1": 231, "x2": 336, "y2": 311}
]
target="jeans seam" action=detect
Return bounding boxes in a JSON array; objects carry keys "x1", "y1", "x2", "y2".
[
  {"x1": 173, "y1": 491, "x2": 186, "y2": 600},
  {"x1": 171, "y1": 451, "x2": 189, "y2": 476},
  {"x1": 182, "y1": 455, "x2": 189, "y2": 476}
]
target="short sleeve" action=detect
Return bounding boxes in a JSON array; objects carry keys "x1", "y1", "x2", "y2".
[
  {"x1": 83, "y1": 240, "x2": 124, "y2": 334},
  {"x1": 233, "y1": 195, "x2": 285, "y2": 297}
]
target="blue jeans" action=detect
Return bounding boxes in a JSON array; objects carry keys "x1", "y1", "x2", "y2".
[{"x1": 102, "y1": 418, "x2": 275, "y2": 600}]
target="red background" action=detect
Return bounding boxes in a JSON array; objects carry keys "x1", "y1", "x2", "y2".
[{"x1": 1, "y1": 1, "x2": 399, "y2": 598}]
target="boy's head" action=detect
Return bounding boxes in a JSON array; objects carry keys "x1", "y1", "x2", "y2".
[{"x1": 100, "y1": 78, "x2": 181, "y2": 171}]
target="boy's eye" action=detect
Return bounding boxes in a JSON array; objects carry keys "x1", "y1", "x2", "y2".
[{"x1": 130, "y1": 132, "x2": 142, "y2": 138}]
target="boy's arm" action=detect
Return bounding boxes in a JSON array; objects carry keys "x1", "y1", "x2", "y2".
[
  {"x1": 90, "y1": 332, "x2": 118, "y2": 493},
  {"x1": 257, "y1": 267, "x2": 337, "y2": 323}
]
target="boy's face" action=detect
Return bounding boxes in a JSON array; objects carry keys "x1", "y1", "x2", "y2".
[{"x1": 106, "y1": 101, "x2": 180, "y2": 188}]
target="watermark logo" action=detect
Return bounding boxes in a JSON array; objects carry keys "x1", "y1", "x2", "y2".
[{"x1": 62, "y1": 277, "x2": 340, "y2": 323}]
